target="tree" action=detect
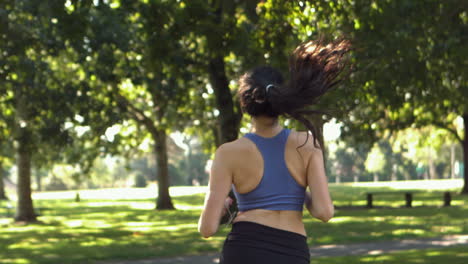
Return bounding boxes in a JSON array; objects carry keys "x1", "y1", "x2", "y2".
[
  {"x1": 69, "y1": 1, "x2": 200, "y2": 209},
  {"x1": 1, "y1": 0, "x2": 72, "y2": 221},
  {"x1": 183, "y1": 0, "x2": 314, "y2": 148},
  {"x1": 1, "y1": 0, "x2": 117, "y2": 221},
  {"x1": 312, "y1": 0, "x2": 467, "y2": 193}
]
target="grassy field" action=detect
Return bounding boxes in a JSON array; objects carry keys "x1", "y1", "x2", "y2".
[
  {"x1": 0, "y1": 180, "x2": 467, "y2": 264},
  {"x1": 311, "y1": 246, "x2": 468, "y2": 264}
]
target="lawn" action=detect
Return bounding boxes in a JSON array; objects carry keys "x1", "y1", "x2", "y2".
[
  {"x1": 0, "y1": 180, "x2": 467, "y2": 264},
  {"x1": 311, "y1": 246, "x2": 468, "y2": 264}
]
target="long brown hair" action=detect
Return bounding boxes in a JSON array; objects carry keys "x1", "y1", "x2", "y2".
[{"x1": 238, "y1": 38, "x2": 351, "y2": 149}]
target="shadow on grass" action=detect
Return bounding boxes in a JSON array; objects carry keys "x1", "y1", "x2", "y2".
[
  {"x1": 0, "y1": 187, "x2": 466, "y2": 264},
  {"x1": 306, "y1": 204, "x2": 468, "y2": 245},
  {"x1": 0, "y1": 194, "x2": 223, "y2": 264},
  {"x1": 311, "y1": 246, "x2": 468, "y2": 264}
]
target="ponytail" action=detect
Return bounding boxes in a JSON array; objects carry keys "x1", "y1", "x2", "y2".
[
  {"x1": 269, "y1": 38, "x2": 351, "y2": 149},
  {"x1": 238, "y1": 38, "x2": 351, "y2": 149}
]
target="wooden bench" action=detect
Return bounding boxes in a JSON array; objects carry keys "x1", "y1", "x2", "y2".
[{"x1": 366, "y1": 191, "x2": 452, "y2": 208}]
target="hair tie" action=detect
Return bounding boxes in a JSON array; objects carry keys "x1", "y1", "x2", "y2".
[{"x1": 266, "y1": 84, "x2": 274, "y2": 93}]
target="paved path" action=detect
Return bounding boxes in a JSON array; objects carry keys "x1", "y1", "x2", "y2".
[{"x1": 97, "y1": 234, "x2": 468, "y2": 264}]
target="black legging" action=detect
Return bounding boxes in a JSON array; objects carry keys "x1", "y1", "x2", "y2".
[{"x1": 220, "y1": 221, "x2": 310, "y2": 264}]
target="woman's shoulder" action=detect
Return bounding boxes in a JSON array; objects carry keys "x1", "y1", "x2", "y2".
[
  {"x1": 289, "y1": 129, "x2": 322, "y2": 152},
  {"x1": 213, "y1": 137, "x2": 254, "y2": 167},
  {"x1": 216, "y1": 137, "x2": 253, "y2": 154}
]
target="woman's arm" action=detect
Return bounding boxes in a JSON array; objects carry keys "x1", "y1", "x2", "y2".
[
  {"x1": 305, "y1": 144, "x2": 334, "y2": 222},
  {"x1": 198, "y1": 144, "x2": 233, "y2": 238}
]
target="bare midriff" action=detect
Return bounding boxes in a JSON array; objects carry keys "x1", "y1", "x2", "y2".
[{"x1": 233, "y1": 209, "x2": 307, "y2": 236}]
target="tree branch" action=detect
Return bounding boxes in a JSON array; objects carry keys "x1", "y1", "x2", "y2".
[
  {"x1": 432, "y1": 120, "x2": 463, "y2": 145},
  {"x1": 111, "y1": 87, "x2": 158, "y2": 135}
]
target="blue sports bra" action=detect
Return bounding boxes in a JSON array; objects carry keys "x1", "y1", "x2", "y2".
[{"x1": 232, "y1": 129, "x2": 306, "y2": 212}]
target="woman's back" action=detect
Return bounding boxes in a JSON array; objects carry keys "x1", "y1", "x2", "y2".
[{"x1": 226, "y1": 128, "x2": 314, "y2": 236}]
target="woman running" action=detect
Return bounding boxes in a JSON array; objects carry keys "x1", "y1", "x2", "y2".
[{"x1": 198, "y1": 38, "x2": 351, "y2": 264}]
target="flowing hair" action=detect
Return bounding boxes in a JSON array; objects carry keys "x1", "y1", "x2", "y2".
[{"x1": 238, "y1": 37, "x2": 351, "y2": 149}]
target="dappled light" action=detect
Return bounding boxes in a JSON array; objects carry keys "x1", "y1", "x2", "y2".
[
  {"x1": 1, "y1": 0, "x2": 467, "y2": 263},
  {"x1": 1, "y1": 190, "x2": 226, "y2": 263},
  {"x1": 1, "y1": 184, "x2": 467, "y2": 263},
  {"x1": 311, "y1": 246, "x2": 468, "y2": 264}
]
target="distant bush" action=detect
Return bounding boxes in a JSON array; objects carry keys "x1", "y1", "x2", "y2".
[
  {"x1": 45, "y1": 177, "x2": 68, "y2": 191},
  {"x1": 134, "y1": 174, "x2": 147, "y2": 188}
]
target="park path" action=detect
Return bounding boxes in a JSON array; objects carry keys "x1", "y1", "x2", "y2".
[{"x1": 97, "y1": 234, "x2": 468, "y2": 264}]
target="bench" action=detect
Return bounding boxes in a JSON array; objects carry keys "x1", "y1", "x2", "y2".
[{"x1": 366, "y1": 191, "x2": 452, "y2": 208}]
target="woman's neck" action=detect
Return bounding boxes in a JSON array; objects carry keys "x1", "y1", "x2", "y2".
[{"x1": 251, "y1": 116, "x2": 282, "y2": 137}]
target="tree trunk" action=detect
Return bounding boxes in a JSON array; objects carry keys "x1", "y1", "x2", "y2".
[
  {"x1": 154, "y1": 129, "x2": 175, "y2": 210},
  {"x1": 461, "y1": 113, "x2": 468, "y2": 194},
  {"x1": 15, "y1": 92, "x2": 36, "y2": 222},
  {"x1": 206, "y1": 1, "x2": 241, "y2": 146},
  {"x1": 208, "y1": 56, "x2": 241, "y2": 146},
  {"x1": 0, "y1": 162, "x2": 7, "y2": 200},
  {"x1": 15, "y1": 135, "x2": 36, "y2": 222}
]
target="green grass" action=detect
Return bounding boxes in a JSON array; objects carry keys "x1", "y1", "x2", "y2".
[
  {"x1": 0, "y1": 180, "x2": 467, "y2": 264},
  {"x1": 1, "y1": 195, "x2": 219, "y2": 264},
  {"x1": 311, "y1": 246, "x2": 468, "y2": 264}
]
